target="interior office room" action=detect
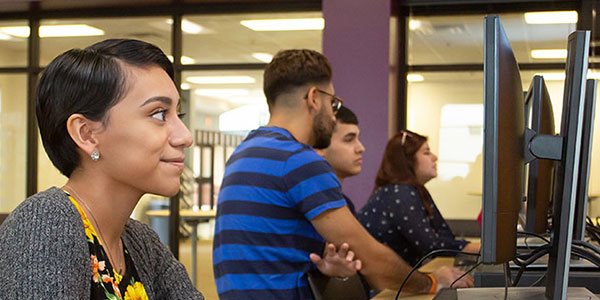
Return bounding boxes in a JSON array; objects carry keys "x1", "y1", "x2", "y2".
[{"x1": 0, "y1": 0, "x2": 599, "y2": 299}]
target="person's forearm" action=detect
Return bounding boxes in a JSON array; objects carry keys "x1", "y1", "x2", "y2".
[{"x1": 359, "y1": 242, "x2": 431, "y2": 293}]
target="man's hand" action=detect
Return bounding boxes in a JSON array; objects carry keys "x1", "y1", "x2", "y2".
[
  {"x1": 431, "y1": 266, "x2": 474, "y2": 292},
  {"x1": 309, "y1": 242, "x2": 362, "y2": 278}
]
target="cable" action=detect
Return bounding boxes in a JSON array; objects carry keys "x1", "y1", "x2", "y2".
[
  {"x1": 517, "y1": 231, "x2": 551, "y2": 244},
  {"x1": 394, "y1": 249, "x2": 480, "y2": 300},
  {"x1": 529, "y1": 272, "x2": 546, "y2": 287},
  {"x1": 513, "y1": 245, "x2": 551, "y2": 266},
  {"x1": 503, "y1": 263, "x2": 510, "y2": 300},
  {"x1": 450, "y1": 261, "x2": 482, "y2": 288},
  {"x1": 511, "y1": 264, "x2": 525, "y2": 287},
  {"x1": 572, "y1": 240, "x2": 600, "y2": 257},
  {"x1": 570, "y1": 245, "x2": 600, "y2": 267}
]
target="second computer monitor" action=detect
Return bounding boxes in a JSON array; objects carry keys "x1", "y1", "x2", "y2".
[{"x1": 524, "y1": 75, "x2": 556, "y2": 234}]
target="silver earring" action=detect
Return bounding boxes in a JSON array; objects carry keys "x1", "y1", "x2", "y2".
[{"x1": 91, "y1": 151, "x2": 100, "y2": 161}]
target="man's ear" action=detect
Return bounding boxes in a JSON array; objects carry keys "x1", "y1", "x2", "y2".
[
  {"x1": 66, "y1": 113, "x2": 100, "y2": 157},
  {"x1": 305, "y1": 86, "x2": 321, "y2": 115}
]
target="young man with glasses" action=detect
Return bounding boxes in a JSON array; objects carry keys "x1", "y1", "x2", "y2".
[{"x1": 212, "y1": 49, "x2": 472, "y2": 300}]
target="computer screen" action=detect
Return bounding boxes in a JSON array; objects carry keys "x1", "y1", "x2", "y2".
[
  {"x1": 523, "y1": 75, "x2": 556, "y2": 235},
  {"x1": 481, "y1": 15, "x2": 524, "y2": 265}
]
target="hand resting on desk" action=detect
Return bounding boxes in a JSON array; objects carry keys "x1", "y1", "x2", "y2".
[{"x1": 431, "y1": 266, "x2": 474, "y2": 293}]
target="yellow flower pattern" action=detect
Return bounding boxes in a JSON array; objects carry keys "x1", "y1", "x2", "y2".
[
  {"x1": 124, "y1": 282, "x2": 149, "y2": 300},
  {"x1": 66, "y1": 192, "x2": 148, "y2": 300}
]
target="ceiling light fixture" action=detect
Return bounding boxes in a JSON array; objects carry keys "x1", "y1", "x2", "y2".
[
  {"x1": 407, "y1": 74, "x2": 424, "y2": 82},
  {"x1": 240, "y1": 18, "x2": 324, "y2": 31},
  {"x1": 186, "y1": 75, "x2": 256, "y2": 84},
  {"x1": 409, "y1": 20, "x2": 422, "y2": 30},
  {"x1": 0, "y1": 24, "x2": 104, "y2": 38},
  {"x1": 524, "y1": 11, "x2": 578, "y2": 24},
  {"x1": 166, "y1": 19, "x2": 207, "y2": 34},
  {"x1": 252, "y1": 52, "x2": 273, "y2": 63},
  {"x1": 167, "y1": 55, "x2": 196, "y2": 64},
  {"x1": 531, "y1": 49, "x2": 568, "y2": 59}
]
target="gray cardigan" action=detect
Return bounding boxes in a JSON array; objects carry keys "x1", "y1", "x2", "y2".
[{"x1": 0, "y1": 187, "x2": 204, "y2": 300}]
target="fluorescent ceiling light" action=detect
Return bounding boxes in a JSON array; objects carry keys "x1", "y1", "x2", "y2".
[
  {"x1": 252, "y1": 52, "x2": 273, "y2": 63},
  {"x1": 407, "y1": 74, "x2": 424, "y2": 82},
  {"x1": 409, "y1": 20, "x2": 422, "y2": 30},
  {"x1": 195, "y1": 89, "x2": 249, "y2": 98},
  {"x1": 531, "y1": 49, "x2": 567, "y2": 59},
  {"x1": 180, "y1": 83, "x2": 191, "y2": 90},
  {"x1": 524, "y1": 11, "x2": 578, "y2": 24},
  {"x1": 186, "y1": 75, "x2": 255, "y2": 84},
  {"x1": 167, "y1": 55, "x2": 196, "y2": 64},
  {"x1": 0, "y1": 24, "x2": 104, "y2": 38},
  {"x1": 0, "y1": 33, "x2": 11, "y2": 40},
  {"x1": 165, "y1": 19, "x2": 208, "y2": 34},
  {"x1": 240, "y1": 18, "x2": 324, "y2": 31}
]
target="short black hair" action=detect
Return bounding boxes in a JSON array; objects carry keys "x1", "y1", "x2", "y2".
[
  {"x1": 263, "y1": 49, "x2": 332, "y2": 109},
  {"x1": 36, "y1": 39, "x2": 174, "y2": 177},
  {"x1": 335, "y1": 106, "x2": 358, "y2": 126}
]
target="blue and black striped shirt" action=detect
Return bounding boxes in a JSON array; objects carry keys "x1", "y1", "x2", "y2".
[{"x1": 213, "y1": 126, "x2": 346, "y2": 300}]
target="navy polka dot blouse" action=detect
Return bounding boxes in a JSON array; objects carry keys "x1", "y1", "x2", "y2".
[{"x1": 358, "y1": 184, "x2": 468, "y2": 267}]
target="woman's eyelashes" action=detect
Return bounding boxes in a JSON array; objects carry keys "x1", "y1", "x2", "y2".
[{"x1": 151, "y1": 109, "x2": 185, "y2": 122}]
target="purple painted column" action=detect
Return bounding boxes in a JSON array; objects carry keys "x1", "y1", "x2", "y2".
[{"x1": 323, "y1": 0, "x2": 394, "y2": 210}]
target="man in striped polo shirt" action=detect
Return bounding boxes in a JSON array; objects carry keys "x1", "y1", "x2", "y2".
[{"x1": 213, "y1": 49, "x2": 472, "y2": 299}]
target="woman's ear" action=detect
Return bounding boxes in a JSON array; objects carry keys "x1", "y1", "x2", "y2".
[{"x1": 66, "y1": 113, "x2": 100, "y2": 157}]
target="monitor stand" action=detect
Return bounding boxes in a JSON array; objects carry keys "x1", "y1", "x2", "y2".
[{"x1": 435, "y1": 287, "x2": 598, "y2": 300}]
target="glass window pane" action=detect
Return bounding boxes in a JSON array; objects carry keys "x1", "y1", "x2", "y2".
[
  {"x1": 406, "y1": 70, "x2": 591, "y2": 220},
  {"x1": 0, "y1": 74, "x2": 27, "y2": 212},
  {"x1": 40, "y1": 17, "x2": 172, "y2": 66},
  {"x1": 408, "y1": 12, "x2": 577, "y2": 65},
  {"x1": 0, "y1": 20, "x2": 28, "y2": 67},
  {"x1": 182, "y1": 69, "x2": 267, "y2": 209},
  {"x1": 183, "y1": 11, "x2": 322, "y2": 64}
]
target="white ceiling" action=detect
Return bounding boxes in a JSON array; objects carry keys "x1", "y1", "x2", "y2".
[{"x1": 0, "y1": 10, "x2": 587, "y2": 118}]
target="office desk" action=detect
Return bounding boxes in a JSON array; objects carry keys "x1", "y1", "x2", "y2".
[
  {"x1": 372, "y1": 257, "x2": 455, "y2": 300},
  {"x1": 146, "y1": 209, "x2": 216, "y2": 287}
]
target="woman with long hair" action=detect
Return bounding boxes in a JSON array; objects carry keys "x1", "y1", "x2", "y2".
[
  {"x1": 358, "y1": 130, "x2": 479, "y2": 266},
  {"x1": 0, "y1": 39, "x2": 203, "y2": 299}
]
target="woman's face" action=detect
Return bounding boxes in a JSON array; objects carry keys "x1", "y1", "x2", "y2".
[
  {"x1": 413, "y1": 141, "x2": 438, "y2": 185},
  {"x1": 94, "y1": 64, "x2": 193, "y2": 197}
]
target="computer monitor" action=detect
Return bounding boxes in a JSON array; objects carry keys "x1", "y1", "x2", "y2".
[
  {"x1": 523, "y1": 75, "x2": 556, "y2": 235},
  {"x1": 480, "y1": 15, "x2": 593, "y2": 300},
  {"x1": 545, "y1": 29, "x2": 590, "y2": 300},
  {"x1": 481, "y1": 15, "x2": 525, "y2": 265},
  {"x1": 572, "y1": 79, "x2": 597, "y2": 241}
]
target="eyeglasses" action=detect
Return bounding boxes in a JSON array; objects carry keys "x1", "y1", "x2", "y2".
[
  {"x1": 400, "y1": 130, "x2": 415, "y2": 146},
  {"x1": 316, "y1": 88, "x2": 344, "y2": 115}
]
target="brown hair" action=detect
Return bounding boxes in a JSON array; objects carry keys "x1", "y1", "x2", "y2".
[
  {"x1": 263, "y1": 49, "x2": 332, "y2": 110},
  {"x1": 373, "y1": 130, "x2": 434, "y2": 215}
]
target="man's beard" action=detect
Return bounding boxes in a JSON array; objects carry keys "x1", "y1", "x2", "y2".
[{"x1": 312, "y1": 107, "x2": 335, "y2": 149}]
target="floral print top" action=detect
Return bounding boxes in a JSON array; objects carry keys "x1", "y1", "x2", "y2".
[{"x1": 66, "y1": 192, "x2": 149, "y2": 300}]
